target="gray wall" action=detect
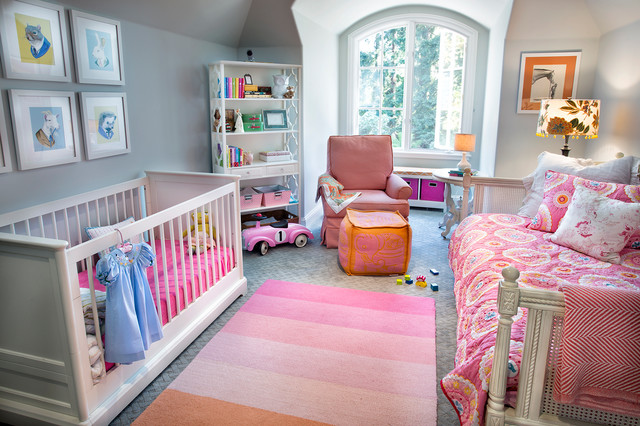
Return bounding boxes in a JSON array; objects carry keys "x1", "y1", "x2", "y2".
[
  {"x1": 0, "y1": 7, "x2": 236, "y2": 214},
  {"x1": 588, "y1": 20, "x2": 640, "y2": 160}
]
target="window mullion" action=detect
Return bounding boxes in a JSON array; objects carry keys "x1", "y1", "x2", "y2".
[{"x1": 403, "y1": 22, "x2": 415, "y2": 152}]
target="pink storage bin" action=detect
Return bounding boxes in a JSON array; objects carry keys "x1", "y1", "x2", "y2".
[
  {"x1": 403, "y1": 178, "x2": 419, "y2": 200},
  {"x1": 240, "y1": 187, "x2": 263, "y2": 209},
  {"x1": 253, "y1": 185, "x2": 292, "y2": 207},
  {"x1": 420, "y1": 179, "x2": 444, "y2": 202}
]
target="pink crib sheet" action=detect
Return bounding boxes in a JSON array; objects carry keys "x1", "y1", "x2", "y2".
[{"x1": 78, "y1": 239, "x2": 235, "y2": 369}]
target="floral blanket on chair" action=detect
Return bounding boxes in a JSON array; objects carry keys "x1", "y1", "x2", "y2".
[{"x1": 316, "y1": 174, "x2": 361, "y2": 213}]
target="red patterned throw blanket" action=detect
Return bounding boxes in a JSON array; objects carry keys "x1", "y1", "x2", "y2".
[
  {"x1": 316, "y1": 173, "x2": 361, "y2": 213},
  {"x1": 554, "y1": 285, "x2": 640, "y2": 417}
]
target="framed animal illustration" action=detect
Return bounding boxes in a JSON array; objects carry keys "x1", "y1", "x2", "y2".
[
  {"x1": 80, "y1": 92, "x2": 130, "y2": 159},
  {"x1": 517, "y1": 51, "x2": 581, "y2": 114},
  {"x1": 70, "y1": 10, "x2": 125, "y2": 85},
  {"x1": 9, "y1": 89, "x2": 81, "y2": 170},
  {"x1": 0, "y1": 0, "x2": 71, "y2": 82},
  {"x1": 0, "y1": 98, "x2": 12, "y2": 173}
]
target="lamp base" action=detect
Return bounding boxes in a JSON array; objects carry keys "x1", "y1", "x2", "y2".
[
  {"x1": 457, "y1": 152, "x2": 471, "y2": 171},
  {"x1": 561, "y1": 135, "x2": 570, "y2": 157}
]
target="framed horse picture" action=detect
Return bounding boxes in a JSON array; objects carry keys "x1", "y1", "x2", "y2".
[
  {"x1": 517, "y1": 51, "x2": 581, "y2": 114},
  {"x1": 80, "y1": 92, "x2": 130, "y2": 159},
  {"x1": 70, "y1": 10, "x2": 125, "y2": 85},
  {"x1": 0, "y1": 0, "x2": 71, "y2": 81},
  {"x1": 8, "y1": 89, "x2": 81, "y2": 170}
]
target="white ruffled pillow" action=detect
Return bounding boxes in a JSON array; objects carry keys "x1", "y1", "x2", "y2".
[
  {"x1": 550, "y1": 185, "x2": 640, "y2": 263},
  {"x1": 85, "y1": 217, "x2": 139, "y2": 257},
  {"x1": 518, "y1": 152, "x2": 634, "y2": 217}
]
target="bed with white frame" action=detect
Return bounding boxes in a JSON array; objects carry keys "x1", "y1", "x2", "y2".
[
  {"x1": 0, "y1": 171, "x2": 248, "y2": 425},
  {"x1": 444, "y1": 161, "x2": 640, "y2": 426}
]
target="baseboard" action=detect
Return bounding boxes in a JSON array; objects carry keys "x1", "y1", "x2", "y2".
[{"x1": 302, "y1": 204, "x2": 322, "y2": 229}]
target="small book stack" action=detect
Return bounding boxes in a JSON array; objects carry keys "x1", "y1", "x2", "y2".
[
  {"x1": 245, "y1": 86, "x2": 272, "y2": 98},
  {"x1": 259, "y1": 151, "x2": 291, "y2": 162},
  {"x1": 449, "y1": 169, "x2": 477, "y2": 176}
]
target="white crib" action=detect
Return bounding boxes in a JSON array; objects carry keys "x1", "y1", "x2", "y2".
[{"x1": 0, "y1": 171, "x2": 248, "y2": 425}]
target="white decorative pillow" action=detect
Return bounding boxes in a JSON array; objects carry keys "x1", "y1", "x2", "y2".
[
  {"x1": 550, "y1": 185, "x2": 640, "y2": 263},
  {"x1": 519, "y1": 152, "x2": 634, "y2": 217},
  {"x1": 85, "y1": 217, "x2": 139, "y2": 257}
]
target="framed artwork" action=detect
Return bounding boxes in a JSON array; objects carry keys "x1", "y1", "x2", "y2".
[
  {"x1": 0, "y1": 99, "x2": 13, "y2": 173},
  {"x1": 0, "y1": 0, "x2": 71, "y2": 81},
  {"x1": 70, "y1": 10, "x2": 125, "y2": 85},
  {"x1": 263, "y1": 109, "x2": 288, "y2": 130},
  {"x1": 517, "y1": 51, "x2": 581, "y2": 114},
  {"x1": 80, "y1": 92, "x2": 130, "y2": 159},
  {"x1": 9, "y1": 89, "x2": 81, "y2": 170}
]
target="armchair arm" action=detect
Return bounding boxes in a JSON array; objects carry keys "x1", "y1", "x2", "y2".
[{"x1": 386, "y1": 173, "x2": 412, "y2": 200}]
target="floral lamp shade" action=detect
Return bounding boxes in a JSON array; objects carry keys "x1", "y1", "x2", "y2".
[{"x1": 536, "y1": 99, "x2": 599, "y2": 156}]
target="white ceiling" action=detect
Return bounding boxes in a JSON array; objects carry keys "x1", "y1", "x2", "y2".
[{"x1": 59, "y1": 0, "x2": 640, "y2": 46}]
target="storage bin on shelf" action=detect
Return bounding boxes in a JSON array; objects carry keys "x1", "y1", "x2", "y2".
[
  {"x1": 239, "y1": 187, "x2": 263, "y2": 210},
  {"x1": 243, "y1": 122, "x2": 262, "y2": 132},
  {"x1": 253, "y1": 184, "x2": 292, "y2": 207},
  {"x1": 241, "y1": 209, "x2": 298, "y2": 229}
]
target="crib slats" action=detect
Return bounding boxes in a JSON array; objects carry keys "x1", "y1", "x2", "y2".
[
  {"x1": 168, "y1": 219, "x2": 181, "y2": 316},
  {"x1": 200, "y1": 205, "x2": 211, "y2": 292},
  {"x1": 177, "y1": 217, "x2": 189, "y2": 306},
  {"x1": 159, "y1": 224, "x2": 172, "y2": 323}
]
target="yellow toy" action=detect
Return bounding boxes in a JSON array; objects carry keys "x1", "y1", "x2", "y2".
[{"x1": 182, "y1": 211, "x2": 216, "y2": 253}]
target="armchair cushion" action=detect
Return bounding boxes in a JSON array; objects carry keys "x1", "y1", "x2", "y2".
[{"x1": 327, "y1": 135, "x2": 394, "y2": 190}]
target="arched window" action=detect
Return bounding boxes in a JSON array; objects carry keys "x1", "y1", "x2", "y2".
[{"x1": 347, "y1": 14, "x2": 477, "y2": 156}]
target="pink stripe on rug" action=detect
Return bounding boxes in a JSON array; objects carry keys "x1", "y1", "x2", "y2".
[
  {"x1": 194, "y1": 331, "x2": 437, "y2": 398},
  {"x1": 139, "y1": 280, "x2": 437, "y2": 424},
  {"x1": 241, "y1": 293, "x2": 435, "y2": 337},
  {"x1": 256, "y1": 280, "x2": 434, "y2": 315},
  {"x1": 223, "y1": 311, "x2": 435, "y2": 364}
]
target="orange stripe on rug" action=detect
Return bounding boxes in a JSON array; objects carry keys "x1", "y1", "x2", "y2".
[{"x1": 133, "y1": 389, "x2": 328, "y2": 425}]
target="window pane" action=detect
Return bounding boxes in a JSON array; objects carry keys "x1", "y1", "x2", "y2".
[
  {"x1": 382, "y1": 68, "x2": 404, "y2": 109},
  {"x1": 358, "y1": 109, "x2": 379, "y2": 135},
  {"x1": 382, "y1": 27, "x2": 406, "y2": 67},
  {"x1": 410, "y1": 24, "x2": 440, "y2": 149},
  {"x1": 382, "y1": 110, "x2": 403, "y2": 147},
  {"x1": 359, "y1": 33, "x2": 381, "y2": 67},
  {"x1": 359, "y1": 69, "x2": 380, "y2": 108}
]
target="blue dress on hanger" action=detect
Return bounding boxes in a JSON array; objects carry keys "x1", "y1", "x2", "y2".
[{"x1": 96, "y1": 242, "x2": 163, "y2": 364}]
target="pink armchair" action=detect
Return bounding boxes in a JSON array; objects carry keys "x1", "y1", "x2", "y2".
[{"x1": 319, "y1": 135, "x2": 412, "y2": 248}]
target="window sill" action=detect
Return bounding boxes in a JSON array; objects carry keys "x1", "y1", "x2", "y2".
[{"x1": 393, "y1": 150, "x2": 463, "y2": 161}]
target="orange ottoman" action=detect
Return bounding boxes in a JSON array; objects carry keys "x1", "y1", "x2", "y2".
[{"x1": 338, "y1": 209, "x2": 412, "y2": 276}]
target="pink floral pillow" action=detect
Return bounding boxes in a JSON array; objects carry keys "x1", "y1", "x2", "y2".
[
  {"x1": 528, "y1": 171, "x2": 640, "y2": 248},
  {"x1": 550, "y1": 185, "x2": 640, "y2": 263}
]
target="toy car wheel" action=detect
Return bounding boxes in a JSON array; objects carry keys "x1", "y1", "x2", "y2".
[
  {"x1": 258, "y1": 241, "x2": 269, "y2": 255},
  {"x1": 294, "y1": 234, "x2": 308, "y2": 248}
]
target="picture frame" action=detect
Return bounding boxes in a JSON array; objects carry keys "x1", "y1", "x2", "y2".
[
  {"x1": 70, "y1": 10, "x2": 125, "y2": 85},
  {"x1": 0, "y1": 0, "x2": 71, "y2": 82},
  {"x1": 244, "y1": 74, "x2": 253, "y2": 85},
  {"x1": 9, "y1": 89, "x2": 81, "y2": 170},
  {"x1": 263, "y1": 109, "x2": 288, "y2": 130},
  {"x1": 80, "y1": 92, "x2": 130, "y2": 159},
  {"x1": 0, "y1": 98, "x2": 13, "y2": 173},
  {"x1": 517, "y1": 51, "x2": 581, "y2": 114}
]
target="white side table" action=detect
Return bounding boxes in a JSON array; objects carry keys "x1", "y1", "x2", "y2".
[{"x1": 432, "y1": 169, "x2": 478, "y2": 238}]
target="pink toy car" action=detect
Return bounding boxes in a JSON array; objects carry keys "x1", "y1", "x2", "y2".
[{"x1": 242, "y1": 216, "x2": 314, "y2": 255}]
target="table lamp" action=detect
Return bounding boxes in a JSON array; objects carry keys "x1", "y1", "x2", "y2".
[
  {"x1": 454, "y1": 133, "x2": 475, "y2": 171},
  {"x1": 536, "y1": 99, "x2": 599, "y2": 156}
]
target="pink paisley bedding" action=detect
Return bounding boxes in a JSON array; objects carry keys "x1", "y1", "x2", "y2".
[{"x1": 441, "y1": 213, "x2": 640, "y2": 426}]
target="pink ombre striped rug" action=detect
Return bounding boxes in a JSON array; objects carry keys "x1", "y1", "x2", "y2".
[{"x1": 134, "y1": 280, "x2": 437, "y2": 425}]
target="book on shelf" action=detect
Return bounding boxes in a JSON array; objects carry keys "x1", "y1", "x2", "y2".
[
  {"x1": 244, "y1": 93, "x2": 272, "y2": 98},
  {"x1": 227, "y1": 145, "x2": 245, "y2": 167},
  {"x1": 259, "y1": 151, "x2": 292, "y2": 162}
]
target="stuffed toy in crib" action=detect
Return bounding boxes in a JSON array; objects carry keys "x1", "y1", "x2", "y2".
[{"x1": 182, "y1": 211, "x2": 216, "y2": 253}]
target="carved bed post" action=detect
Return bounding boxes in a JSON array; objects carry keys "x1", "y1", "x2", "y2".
[{"x1": 486, "y1": 266, "x2": 520, "y2": 426}]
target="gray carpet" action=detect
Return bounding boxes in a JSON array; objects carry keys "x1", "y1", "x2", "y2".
[{"x1": 110, "y1": 207, "x2": 459, "y2": 425}]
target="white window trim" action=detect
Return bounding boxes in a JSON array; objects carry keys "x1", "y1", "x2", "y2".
[{"x1": 346, "y1": 13, "x2": 478, "y2": 158}]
